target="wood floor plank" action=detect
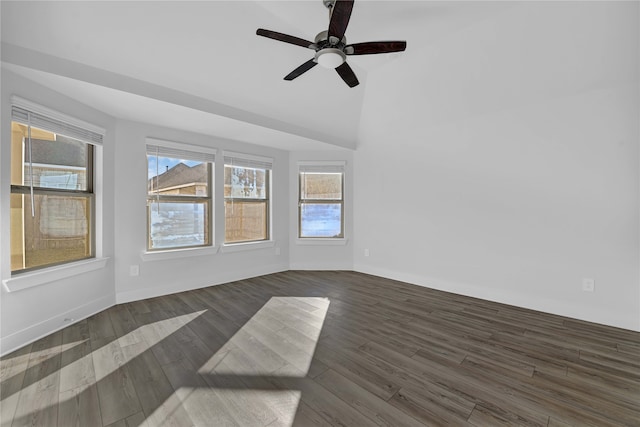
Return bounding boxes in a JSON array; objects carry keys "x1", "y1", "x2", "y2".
[
  {"x1": 458, "y1": 353, "x2": 627, "y2": 427},
  {"x1": 60, "y1": 321, "x2": 95, "y2": 393},
  {"x1": 467, "y1": 403, "x2": 548, "y2": 427},
  {"x1": 108, "y1": 305, "x2": 143, "y2": 348},
  {"x1": 272, "y1": 365, "x2": 379, "y2": 427},
  {"x1": 161, "y1": 357, "x2": 239, "y2": 427},
  {"x1": 104, "y1": 411, "x2": 150, "y2": 427},
  {"x1": 388, "y1": 384, "x2": 475, "y2": 426},
  {"x1": 315, "y1": 369, "x2": 426, "y2": 427},
  {"x1": 312, "y1": 342, "x2": 402, "y2": 400},
  {"x1": 461, "y1": 354, "x2": 536, "y2": 379},
  {"x1": 57, "y1": 384, "x2": 102, "y2": 427},
  {"x1": 579, "y1": 349, "x2": 640, "y2": 378},
  {"x1": 91, "y1": 340, "x2": 141, "y2": 426},
  {"x1": 0, "y1": 343, "x2": 32, "y2": 427},
  {"x1": 205, "y1": 346, "x2": 281, "y2": 426},
  {"x1": 566, "y1": 363, "x2": 640, "y2": 398},
  {"x1": 487, "y1": 331, "x2": 571, "y2": 376},
  {"x1": 361, "y1": 340, "x2": 551, "y2": 426},
  {"x1": 529, "y1": 370, "x2": 640, "y2": 425},
  {"x1": 87, "y1": 310, "x2": 117, "y2": 343},
  {"x1": 2, "y1": 271, "x2": 639, "y2": 427},
  {"x1": 291, "y1": 401, "x2": 332, "y2": 427},
  {"x1": 11, "y1": 332, "x2": 63, "y2": 427}
]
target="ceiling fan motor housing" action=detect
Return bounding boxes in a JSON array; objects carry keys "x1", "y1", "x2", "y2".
[{"x1": 314, "y1": 30, "x2": 346, "y2": 49}]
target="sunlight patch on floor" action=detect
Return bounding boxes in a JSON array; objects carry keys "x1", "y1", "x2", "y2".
[{"x1": 168, "y1": 296, "x2": 331, "y2": 426}]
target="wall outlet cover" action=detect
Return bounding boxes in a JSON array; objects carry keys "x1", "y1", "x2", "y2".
[
  {"x1": 130, "y1": 265, "x2": 140, "y2": 277},
  {"x1": 582, "y1": 278, "x2": 595, "y2": 292}
]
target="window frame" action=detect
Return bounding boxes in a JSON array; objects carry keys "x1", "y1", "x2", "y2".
[
  {"x1": 298, "y1": 162, "x2": 345, "y2": 239},
  {"x1": 223, "y1": 152, "x2": 273, "y2": 245},
  {"x1": 9, "y1": 98, "x2": 104, "y2": 275},
  {"x1": 145, "y1": 140, "x2": 215, "y2": 252},
  {"x1": 10, "y1": 173, "x2": 96, "y2": 274}
]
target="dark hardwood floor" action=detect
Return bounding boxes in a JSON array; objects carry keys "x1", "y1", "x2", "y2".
[{"x1": 1, "y1": 270, "x2": 639, "y2": 426}]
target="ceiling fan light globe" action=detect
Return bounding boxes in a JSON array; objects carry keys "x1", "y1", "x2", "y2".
[{"x1": 315, "y1": 48, "x2": 346, "y2": 68}]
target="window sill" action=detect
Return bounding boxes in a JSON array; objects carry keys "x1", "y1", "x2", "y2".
[
  {"x1": 296, "y1": 238, "x2": 349, "y2": 246},
  {"x1": 141, "y1": 245, "x2": 218, "y2": 262},
  {"x1": 2, "y1": 257, "x2": 110, "y2": 293},
  {"x1": 221, "y1": 240, "x2": 275, "y2": 253}
]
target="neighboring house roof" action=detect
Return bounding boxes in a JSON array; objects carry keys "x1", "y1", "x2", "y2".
[{"x1": 148, "y1": 162, "x2": 207, "y2": 192}]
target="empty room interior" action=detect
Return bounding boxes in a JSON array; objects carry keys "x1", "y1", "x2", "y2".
[{"x1": 1, "y1": 1, "x2": 639, "y2": 426}]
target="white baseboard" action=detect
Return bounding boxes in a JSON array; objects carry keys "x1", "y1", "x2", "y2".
[
  {"x1": 0, "y1": 293, "x2": 115, "y2": 357},
  {"x1": 354, "y1": 264, "x2": 639, "y2": 332},
  {"x1": 289, "y1": 263, "x2": 353, "y2": 271},
  {"x1": 116, "y1": 263, "x2": 289, "y2": 304}
]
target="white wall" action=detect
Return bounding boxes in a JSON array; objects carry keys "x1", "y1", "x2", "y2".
[
  {"x1": 353, "y1": 1, "x2": 640, "y2": 331},
  {"x1": 289, "y1": 150, "x2": 354, "y2": 270},
  {"x1": 113, "y1": 120, "x2": 290, "y2": 303},
  {"x1": 1, "y1": 70, "x2": 117, "y2": 354}
]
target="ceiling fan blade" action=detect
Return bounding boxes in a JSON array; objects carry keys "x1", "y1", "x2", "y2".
[
  {"x1": 328, "y1": 0, "x2": 354, "y2": 42},
  {"x1": 345, "y1": 41, "x2": 407, "y2": 55},
  {"x1": 284, "y1": 59, "x2": 318, "y2": 81},
  {"x1": 335, "y1": 62, "x2": 359, "y2": 88},
  {"x1": 256, "y1": 28, "x2": 315, "y2": 49}
]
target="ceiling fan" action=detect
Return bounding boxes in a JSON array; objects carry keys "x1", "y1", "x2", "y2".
[{"x1": 256, "y1": 0, "x2": 406, "y2": 88}]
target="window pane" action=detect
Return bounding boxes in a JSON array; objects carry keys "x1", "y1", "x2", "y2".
[
  {"x1": 300, "y1": 173, "x2": 342, "y2": 200},
  {"x1": 148, "y1": 201, "x2": 209, "y2": 249},
  {"x1": 148, "y1": 156, "x2": 209, "y2": 197},
  {"x1": 300, "y1": 203, "x2": 342, "y2": 238},
  {"x1": 11, "y1": 122, "x2": 89, "y2": 190},
  {"x1": 11, "y1": 193, "x2": 92, "y2": 272},
  {"x1": 224, "y1": 166, "x2": 267, "y2": 199},
  {"x1": 225, "y1": 201, "x2": 267, "y2": 243}
]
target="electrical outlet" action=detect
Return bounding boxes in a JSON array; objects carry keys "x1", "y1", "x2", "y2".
[
  {"x1": 130, "y1": 265, "x2": 140, "y2": 277},
  {"x1": 275, "y1": 247, "x2": 281, "y2": 255},
  {"x1": 364, "y1": 248, "x2": 370, "y2": 257},
  {"x1": 582, "y1": 278, "x2": 595, "y2": 292}
]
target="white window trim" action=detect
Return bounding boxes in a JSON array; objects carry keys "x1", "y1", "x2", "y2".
[
  {"x1": 8, "y1": 99, "x2": 105, "y2": 278},
  {"x1": 141, "y1": 245, "x2": 219, "y2": 262},
  {"x1": 145, "y1": 137, "x2": 215, "y2": 252},
  {"x1": 298, "y1": 160, "x2": 347, "y2": 241},
  {"x1": 295, "y1": 238, "x2": 348, "y2": 246},
  {"x1": 223, "y1": 151, "x2": 273, "y2": 245},
  {"x1": 221, "y1": 240, "x2": 275, "y2": 253},
  {"x1": 2, "y1": 257, "x2": 109, "y2": 292}
]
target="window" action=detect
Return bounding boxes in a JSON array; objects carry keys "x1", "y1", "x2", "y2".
[
  {"x1": 298, "y1": 162, "x2": 345, "y2": 238},
  {"x1": 224, "y1": 152, "x2": 272, "y2": 244},
  {"x1": 10, "y1": 101, "x2": 103, "y2": 273},
  {"x1": 146, "y1": 140, "x2": 214, "y2": 250}
]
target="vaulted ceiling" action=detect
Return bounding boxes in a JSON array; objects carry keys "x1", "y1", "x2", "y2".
[{"x1": 1, "y1": 1, "x2": 512, "y2": 150}]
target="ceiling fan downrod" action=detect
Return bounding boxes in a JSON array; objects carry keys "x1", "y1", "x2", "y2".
[{"x1": 323, "y1": 0, "x2": 336, "y2": 23}]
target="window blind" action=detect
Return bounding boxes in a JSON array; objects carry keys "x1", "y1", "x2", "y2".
[
  {"x1": 146, "y1": 138, "x2": 216, "y2": 163},
  {"x1": 224, "y1": 151, "x2": 273, "y2": 170},
  {"x1": 11, "y1": 98, "x2": 105, "y2": 146},
  {"x1": 146, "y1": 144, "x2": 216, "y2": 163},
  {"x1": 298, "y1": 161, "x2": 346, "y2": 173}
]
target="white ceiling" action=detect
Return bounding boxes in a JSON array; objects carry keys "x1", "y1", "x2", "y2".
[{"x1": 1, "y1": 1, "x2": 512, "y2": 151}]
